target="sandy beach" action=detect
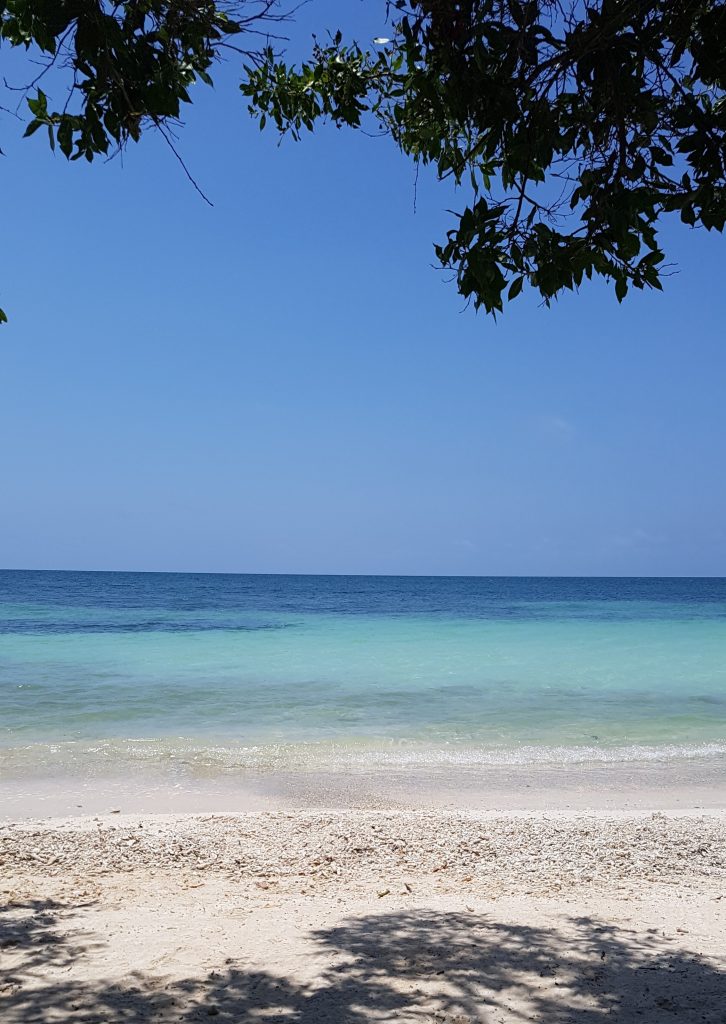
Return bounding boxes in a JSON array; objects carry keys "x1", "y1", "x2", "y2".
[{"x1": 3, "y1": 805, "x2": 725, "y2": 1023}]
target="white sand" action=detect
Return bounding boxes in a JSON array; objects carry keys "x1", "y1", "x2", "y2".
[{"x1": 2, "y1": 807, "x2": 725, "y2": 1022}]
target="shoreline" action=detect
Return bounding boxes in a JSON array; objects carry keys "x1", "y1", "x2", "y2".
[{"x1": 3, "y1": 754, "x2": 726, "y2": 820}]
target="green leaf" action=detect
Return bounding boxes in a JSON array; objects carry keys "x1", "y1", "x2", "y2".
[{"x1": 27, "y1": 90, "x2": 48, "y2": 117}]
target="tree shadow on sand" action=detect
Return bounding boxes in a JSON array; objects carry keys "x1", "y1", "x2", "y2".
[
  {"x1": 1, "y1": 896, "x2": 101, "y2": 971},
  {"x1": 1, "y1": 901, "x2": 724, "y2": 1023}
]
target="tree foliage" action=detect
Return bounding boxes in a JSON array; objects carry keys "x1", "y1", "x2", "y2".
[
  {"x1": 2, "y1": 2, "x2": 724, "y2": 324},
  {"x1": 0, "y1": 0, "x2": 283, "y2": 323},
  {"x1": 243, "y1": 1, "x2": 726, "y2": 313}
]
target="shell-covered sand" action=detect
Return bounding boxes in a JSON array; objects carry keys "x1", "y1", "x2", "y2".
[
  {"x1": 3, "y1": 808, "x2": 726, "y2": 894},
  {"x1": 2, "y1": 809, "x2": 725, "y2": 1023}
]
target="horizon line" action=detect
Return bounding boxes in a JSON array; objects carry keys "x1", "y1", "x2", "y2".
[{"x1": 1, "y1": 568, "x2": 724, "y2": 581}]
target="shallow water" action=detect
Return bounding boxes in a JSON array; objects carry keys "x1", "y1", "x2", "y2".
[{"x1": 1, "y1": 572, "x2": 725, "y2": 784}]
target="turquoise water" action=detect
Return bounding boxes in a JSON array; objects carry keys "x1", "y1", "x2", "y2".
[{"x1": 1, "y1": 572, "x2": 725, "y2": 778}]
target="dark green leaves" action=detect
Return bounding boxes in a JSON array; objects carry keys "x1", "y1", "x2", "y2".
[
  {"x1": 2, "y1": 1, "x2": 276, "y2": 323},
  {"x1": 243, "y1": 0, "x2": 726, "y2": 315},
  {"x1": 6, "y1": 1, "x2": 245, "y2": 164},
  {"x1": 3, "y1": 1, "x2": 724, "y2": 325}
]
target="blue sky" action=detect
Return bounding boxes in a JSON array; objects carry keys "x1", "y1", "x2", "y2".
[{"x1": 1, "y1": 1, "x2": 725, "y2": 576}]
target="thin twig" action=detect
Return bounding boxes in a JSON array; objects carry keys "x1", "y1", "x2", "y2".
[{"x1": 153, "y1": 117, "x2": 214, "y2": 207}]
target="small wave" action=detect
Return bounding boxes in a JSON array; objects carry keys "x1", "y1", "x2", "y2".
[{"x1": 2, "y1": 736, "x2": 726, "y2": 778}]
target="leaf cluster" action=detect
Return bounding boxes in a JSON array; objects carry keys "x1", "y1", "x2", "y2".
[
  {"x1": 2, "y1": 2, "x2": 251, "y2": 159},
  {"x1": 243, "y1": 1, "x2": 726, "y2": 313},
  {"x1": 0, "y1": 1, "x2": 282, "y2": 322}
]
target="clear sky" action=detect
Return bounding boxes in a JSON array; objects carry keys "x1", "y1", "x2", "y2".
[{"x1": 1, "y1": 2, "x2": 725, "y2": 576}]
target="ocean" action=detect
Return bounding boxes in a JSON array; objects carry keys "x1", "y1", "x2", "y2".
[{"x1": 1, "y1": 571, "x2": 725, "y2": 797}]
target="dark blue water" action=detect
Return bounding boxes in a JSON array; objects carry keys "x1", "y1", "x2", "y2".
[{"x1": 2, "y1": 571, "x2": 725, "y2": 629}]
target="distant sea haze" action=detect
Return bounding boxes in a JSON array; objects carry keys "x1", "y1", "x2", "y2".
[{"x1": 1, "y1": 571, "x2": 725, "y2": 780}]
